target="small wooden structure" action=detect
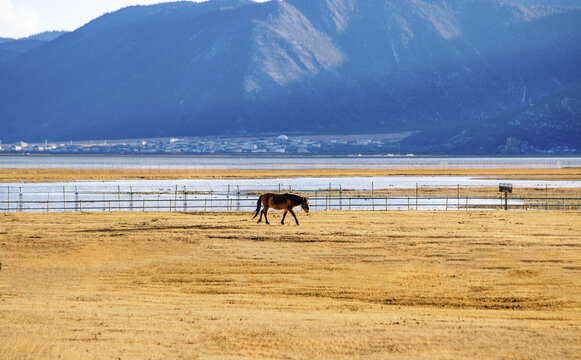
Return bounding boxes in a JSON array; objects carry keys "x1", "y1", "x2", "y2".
[{"x1": 499, "y1": 183, "x2": 513, "y2": 210}]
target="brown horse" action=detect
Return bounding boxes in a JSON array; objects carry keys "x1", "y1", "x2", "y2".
[{"x1": 252, "y1": 193, "x2": 310, "y2": 226}]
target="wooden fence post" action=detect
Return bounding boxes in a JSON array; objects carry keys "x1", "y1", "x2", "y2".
[
  {"x1": 416, "y1": 183, "x2": 418, "y2": 211},
  {"x1": 174, "y1": 185, "x2": 178, "y2": 212},
  {"x1": 19, "y1": 187, "x2": 23, "y2": 212},
  {"x1": 372, "y1": 182, "x2": 375, "y2": 211}
]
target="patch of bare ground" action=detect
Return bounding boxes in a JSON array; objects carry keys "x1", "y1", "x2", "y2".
[{"x1": 0, "y1": 210, "x2": 580, "y2": 359}]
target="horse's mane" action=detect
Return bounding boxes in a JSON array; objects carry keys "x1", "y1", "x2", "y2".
[{"x1": 283, "y1": 193, "x2": 305, "y2": 204}]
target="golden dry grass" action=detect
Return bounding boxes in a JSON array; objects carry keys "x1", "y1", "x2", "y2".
[
  {"x1": 0, "y1": 167, "x2": 580, "y2": 182},
  {"x1": 1, "y1": 210, "x2": 580, "y2": 359}
]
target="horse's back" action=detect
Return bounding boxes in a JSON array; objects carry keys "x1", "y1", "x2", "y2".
[{"x1": 262, "y1": 193, "x2": 295, "y2": 209}]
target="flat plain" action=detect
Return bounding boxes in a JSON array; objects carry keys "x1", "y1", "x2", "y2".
[
  {"x1": 1, "y1": 167, "x2": 581, "y2": 182},
  {"x1": 1, "y1": 210, "x2": 580, "y2": 359}
]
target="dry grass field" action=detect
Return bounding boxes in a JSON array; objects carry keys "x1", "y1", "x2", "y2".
[
  {"x1": 1, "y1": 210, "x2": 580, "y2": 359},
  {"x1": 1, "y1": 167, "x2": 580, "y2": 182}
]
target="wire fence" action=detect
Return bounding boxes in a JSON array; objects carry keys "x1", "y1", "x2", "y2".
[{"x1": 1, "y1": 184, "x2": 580, "y2": 213}]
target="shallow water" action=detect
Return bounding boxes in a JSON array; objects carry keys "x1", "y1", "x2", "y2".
[
  {"x1": 1, "y1": 155, "x2": 580, "y2": 169},
  {"x1": 1, "y1": 176, "x2": 577, "y2": 212}
]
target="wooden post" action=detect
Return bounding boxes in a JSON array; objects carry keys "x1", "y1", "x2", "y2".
[
  {"x1": 505, "y1": 192, "x2": 508, "y2": 211},
  {"x1": 545, "y1": 184, "x2": 548, "y2": 211},
  {"x1": 446, "y1": 197, "x2": 448, "y2": 211},
  {"x1": 175, "y1": 185, "x2": 178, "y2": 212},
  {"x1": 118, "y1": 186, "x2": 121, "y2": 211},
  {"x1": 47, "y1": 195, "x2": 50, "y2": 213},
  {"x1": 457, "y1": 184, "x2": 460, "y2": 210},
  {"x1": 416, "y1": 183, "x2": 418, "y2": 211},
  {"x1": 385, "y1": 196, "x2": 388, "y2": 211},
  {"x1": 227, "y1": 184, "x2": 230, "y2": 211},
  {"x1": 62, "y1": 186, "x2": 66, "y2": 212},
  {"x1": 499, "y1": 183, "x2": 512, "y2": 211},
  {"x1": 75, "y1": 187, "x2": 79, "y2": 212},
  {"x1": 7, "y1": 186, "x2": 9, "y2": 212},
  {"x1": 372, "y1": 182, "x2": 375, "y2": 211}
]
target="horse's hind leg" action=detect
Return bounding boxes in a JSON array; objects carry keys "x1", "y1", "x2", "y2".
[
  {"x1": 264, "y1": 208, "x2": 270, "y2": 225},
  {"x1": 257, "y1": 208, "x2": 264, "y2": 223},
  {"x1": 281, "y1": 210, "x2": 288, "y2": 225},
  {"x1": 289, "y1": 209, "x2": 300, "y2": 226}
]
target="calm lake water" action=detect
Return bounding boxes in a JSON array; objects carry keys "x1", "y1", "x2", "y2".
[
  {"x1": 1, "y1": 155, "x2": 580, "y2": 169},
  {"x1": 2, "y1": 176, "x2": 580, "y2": 212},
  {"x1": 2, "y1": 156, "x2": 579, "y2": 212}
]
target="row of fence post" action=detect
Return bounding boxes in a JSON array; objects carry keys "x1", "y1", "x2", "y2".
[
  {"x1": 2, "y1": 195, "x2": 577, "y2": 213},
  {"x1": 2, "y1": 184, "x2": 579, "y2": 213}
]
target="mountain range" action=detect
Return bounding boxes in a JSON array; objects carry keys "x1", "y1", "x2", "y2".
[
  {"x1": 0, "y1": 31, "x2": 68, "y2": 64},
  {"x1": 0, "y1": 0, "x2": 580, "y2": 154}
]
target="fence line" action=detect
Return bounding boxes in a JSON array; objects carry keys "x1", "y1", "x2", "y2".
[
  {"x1": 1, "y1": 183, "x2": 580, "y2": 213},
  {"x1": 1, "y1": 195, "x2": 580, "y2": 213}
]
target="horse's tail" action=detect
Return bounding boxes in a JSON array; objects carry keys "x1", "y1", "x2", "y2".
[{"x1": 252, "y1": 195, "x2": 263, "y2": 219}]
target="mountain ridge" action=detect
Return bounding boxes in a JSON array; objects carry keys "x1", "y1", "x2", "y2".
[{"x1": 0, "y1": 0, "x2": 580, "y2": 154}]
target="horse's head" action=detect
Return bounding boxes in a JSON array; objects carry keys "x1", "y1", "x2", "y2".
[{"x1": 302, "y1": 197, "x2": 310, "y2": 214}]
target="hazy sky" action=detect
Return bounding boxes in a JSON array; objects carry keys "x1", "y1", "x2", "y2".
[{"x1": 0, "y1": 0, "x2": 268, "y2": 39}]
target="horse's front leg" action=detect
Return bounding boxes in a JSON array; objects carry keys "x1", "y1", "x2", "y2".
[
  {"x1": 289, "y1": 209, "x2": 299, "y2": 226},
  {"x1": 281, "y1": 210, "x2": 288, "y2": 225}
]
